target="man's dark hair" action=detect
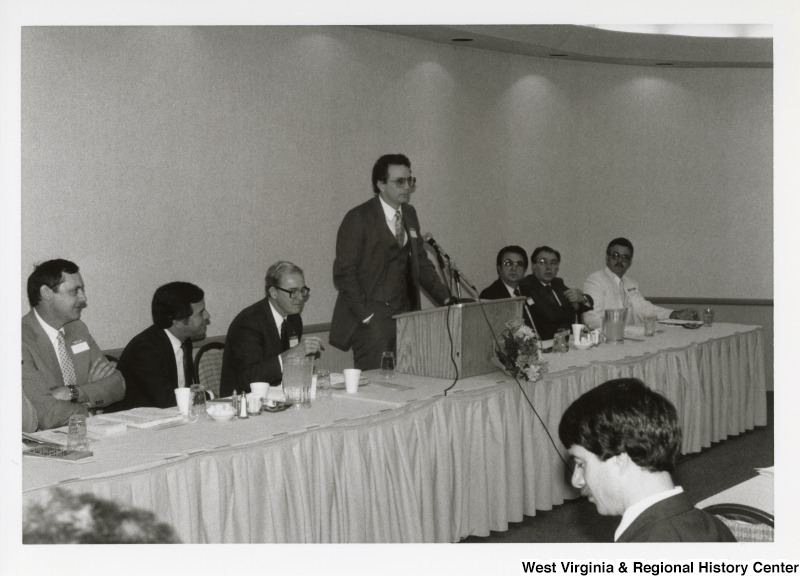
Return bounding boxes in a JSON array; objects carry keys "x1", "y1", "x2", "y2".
[
  {"x1": 371, "y1": 153, "x2": 411, "y2": 194},
  {"x1": 27, "y1": 259, "x2": 80, "y2": 307},
  {"x1": 496, "y1": 245, "x2": 528, "y2": 270},
  {"x1": 530, "y1": 245, "x2": 562, "y2": 263},
  {"x1": 558, "y1": 378, "x2": 681, "y2": 473},
  {"x1": 151, "y1": 282, "x2": 204, "y2": 329},
  {"x1": 606, "y1": 237, "x2": 634, "y2": 257}
]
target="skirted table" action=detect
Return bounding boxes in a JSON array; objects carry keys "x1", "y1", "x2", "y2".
[{"x1": 21, "y1": 323, "x2": 766, "y2": 543}]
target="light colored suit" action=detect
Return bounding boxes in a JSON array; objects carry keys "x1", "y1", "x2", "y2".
[{"x1": 21, "y1": 310, "x2": 125, "y2": 430}]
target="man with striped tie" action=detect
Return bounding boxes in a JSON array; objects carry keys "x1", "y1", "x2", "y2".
[
  {"x1": 22, "y1": 259, "x2": 125, "y2": 430},
  {"x1": 582, "y1": 237, "x2": 698, "y2": 330}
]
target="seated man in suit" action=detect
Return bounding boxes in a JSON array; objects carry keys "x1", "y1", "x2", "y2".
[
  {"x1": 582, "y1": 237, "x2": 698, "y2": 329},
  {"x1": 113, "y1": 282, "x2": 211, "y2": 410},
  {"x1": 558, "y1": 378, "x2": 735, "y2": 542},
  {"x1": 22, "y1": 259, "x2": 125, "y2": 430},
  {"x1": 220, "y1": 261, "x2": 323, "y2": 396},
  {"x1": 479, "y1": 245, "x2": 536, "y2": 329},
  {"x1": 518, "y1": 246, "x2": 593, "y2": 341}
]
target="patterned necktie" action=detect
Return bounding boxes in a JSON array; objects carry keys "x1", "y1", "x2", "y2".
[
  {"x1": 394, "y1": 209, "x2": 405, "y2": 247},
  {"x1": 56, "y1": 331, "x2": 77, "y2": 387},
  {"x1": 280, "y1": 319, "x2": 290, "y2": 351}
]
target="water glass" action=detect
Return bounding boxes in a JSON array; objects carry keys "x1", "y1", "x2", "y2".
[
  {"x1": 67, "y1": 414, "x2": 88, "y2": 451},
  {"x1": 316, "y1": 369, "x2": 332, "y2": 402},
  {"x1": 644, "y1": 316, "x2": 657, "y2": 337},
  {"x1": 380, "y1": 351, "x2": 395, "y2": 379},
  {"x1": 246, "y1": 393, "x2": 262, "y2": 416},
  {"x1": 283, "y1": 357, "x2": 312, "y2": 408},
  {"x1": 188, "y1": 384, "x2": 207, "y2": 422},
  {"x1": 553, "y1": 329, "x2": 569, "y2": 353},
  {"x1": 702, "y1": 308, "x2": 715, "y2": 326}
]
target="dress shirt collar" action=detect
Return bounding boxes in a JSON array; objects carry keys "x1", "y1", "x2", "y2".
[
  {"x1": 605, "y1": 266, "x2": 626, "y2": 286},
  {"x1": 163, "y1": 328, "x2": 183, "y2": 354},
  {"x1": 33, "y1": 307, "x2": 62, "y2": 349},
  {"x1": 614, "y1": 486, "x2": 683, "y2": 541},
  {"x1": 378, "y1": 195, "x2": 401, "y2": 223},
  {"x1": 502, "y1": 281, "x2": 518, "y2": 297},
  {"x1": 268, "y1": 300, "x2": 286, "y2": 329}
]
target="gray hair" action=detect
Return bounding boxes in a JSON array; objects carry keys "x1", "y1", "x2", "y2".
[{"x1": 265, "y1": 261, "x2": 304, "y2": 290}]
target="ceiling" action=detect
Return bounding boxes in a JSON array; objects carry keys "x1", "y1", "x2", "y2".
[{"x1": 359, "y1": 24, "x2": 773, "y2": 68}]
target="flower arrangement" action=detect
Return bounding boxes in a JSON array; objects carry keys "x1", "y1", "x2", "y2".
[{"x1": 493, "y1": 319, "x2": 547, "y2": 382}]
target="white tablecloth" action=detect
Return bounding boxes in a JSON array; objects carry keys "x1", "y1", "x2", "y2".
[{"x1": 22, "y1": 323, "x2": 766, "y2": 543}]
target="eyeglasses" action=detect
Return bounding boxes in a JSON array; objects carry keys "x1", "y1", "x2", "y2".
[
  {"x1": 535, "y1": 258, "x2": 560, "y2": 268},
  {"x1": 274, "y1": 286, "x2": 311, "y2": 300},
  {"x1": 608, "y1": 252, "x2": 632, "y2": 263},
  {"x1": 501, "y1": 259, "x2": 526, "y2": 269},
  {"x1": 386, "y1": 176, "x2": 417, "y2": 189}
]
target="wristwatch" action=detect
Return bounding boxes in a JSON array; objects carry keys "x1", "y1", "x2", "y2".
[{"x1": 68, "y1": 384, "x2": 79, "y2": 403}]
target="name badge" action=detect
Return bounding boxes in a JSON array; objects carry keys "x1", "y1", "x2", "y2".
[
  {"x1": 409, "y1": 228, "x2": 418, "y2": 239},
  {"x1": 526, "y1": 298, "x2": 535, "y2": 306},
  {"x1": 289, "y1": 337, "x2": 299, "y2": 348},
  {"x1": 71, "y1": 341, "x2": 90, "y2": 354}
]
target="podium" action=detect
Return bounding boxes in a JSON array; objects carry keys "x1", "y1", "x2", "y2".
[{"x1": 393, "y1": 297, "x2": 524, "y2": 379}]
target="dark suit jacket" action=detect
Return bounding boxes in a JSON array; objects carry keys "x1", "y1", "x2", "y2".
[
  {"x1": 21, "y1": 310, "x2": 125, "y2": 430},
  {"x1": 220, "y1": 298, "x2": 303, "y2": 396},
  {"x1": 329, "y1": 195, "x2": 450, "y2": 351},
  {"x1": 479, "y1": 278, "x2": 536, "y2": 329},
  {"x1": 112, "y1": 325, "x2": 191, "y2": 411},
  {"x1": 518, "y1": 276, "x2": 593, "y2": 341},
  {"x1": 617, "y1": 492, "x2": 735, "y2": 542}
]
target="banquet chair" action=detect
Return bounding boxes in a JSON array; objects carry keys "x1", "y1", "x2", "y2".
[
  {"x1": 194, "y1": 342, "x2": 224, "y2": 398},
  {"x1": 705, "y1": 503, "x2": 774, "y2": 542}
]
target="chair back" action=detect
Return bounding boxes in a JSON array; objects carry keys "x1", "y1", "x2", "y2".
[
  {"x1": 194, "y1": 342, "x2": 225, "y2": 399},
  {"x1": 705, "y1": 503, "x2": 774, "y2": 542}
]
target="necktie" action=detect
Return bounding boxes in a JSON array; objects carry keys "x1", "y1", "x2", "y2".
[
  {"x1": 513, "y1": 288, "x2": 521, "y2": 297},
  {"x1": 182, "y1": 340, "x2": 194, "y2": 385},
  {"x1": 56, "y1": 331, "x2": 77, "y2": 387},
  {"x1": 394, "y1": 209, "x2": 405, "y2": 247},
  {"x1": 280, "y1": 319, "x2": 290, "y2": 351},
  {"x1": 545, "y1": 285, "x2": 558, "y2": 306}
]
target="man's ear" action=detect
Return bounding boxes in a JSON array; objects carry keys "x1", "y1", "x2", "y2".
[
  {"x1": 267, "y1": 286, "x2": 276, "y2": 299},
  {"x1": 39, "y1": 284, "x2": 53, "y2": 302}
]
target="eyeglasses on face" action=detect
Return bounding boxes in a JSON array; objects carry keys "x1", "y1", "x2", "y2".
[
  {"x1": 274, "y1": 286, "x2": 311, "y2": 300},
  {"x1": 386, "y1": 176, "x2": 417, "y2": 189},
  {"x1": 608, "y1": 252, "x2": 632, "y2": 262},
  {"x1": 535, "y1": 258, "x2": 560, "y2": 268},
  {"x1": 501, "y1": 259, "x2": 526, "y2": 269}
]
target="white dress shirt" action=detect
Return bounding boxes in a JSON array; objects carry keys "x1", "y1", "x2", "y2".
[{"x1": 582, "y1": 267, "x2": 672, "y2": 329}]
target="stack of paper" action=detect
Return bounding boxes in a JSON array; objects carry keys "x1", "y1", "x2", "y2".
[{"x1": 98, "y1": 407, "x2": 184, "y2": 429}]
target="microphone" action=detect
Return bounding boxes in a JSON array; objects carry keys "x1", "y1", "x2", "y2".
[{"x1": 423, "y1": 233, "x2": 450, "y2": 260}]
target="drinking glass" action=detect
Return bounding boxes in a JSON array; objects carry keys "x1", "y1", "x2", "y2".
[
  {"x1": 702, "y1": 308, "x2": 715, "y2": 327},
  {"x1": 67, "y1": 414, "x2": 88, "y2": 451},
  {"x1": 188, "y1": 384, "x2": 207, "y2": 422},
  {"x1": 644, "y1": 316, "x2": 657, "y2": 337},
  {"x1": 380, "y1": 352, "x2": 395, "y2": 379},
  {"x1": 283, "y1": 357, "x2": 312, "y2": 408},
  {"x1": 316, "y1": 369, "x2": 332, "y2": 402}
]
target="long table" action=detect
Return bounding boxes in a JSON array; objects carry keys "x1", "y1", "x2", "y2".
[{"x1": 21, "y1": 323, "x2": 767, "y2": 543}]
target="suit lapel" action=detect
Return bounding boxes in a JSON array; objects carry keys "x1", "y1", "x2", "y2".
[
  {"x1": 259, "y1": 298, "x2": 282, "y2": 350},
  {"x1": 25, "y1": 311, "x2": 66, "y2": 386},
  {"x1": 154, "y1": 327, "x2": 179, "y2": 385}
]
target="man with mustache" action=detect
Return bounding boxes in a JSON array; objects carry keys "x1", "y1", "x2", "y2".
[
  {"x1": 558, "y1": 378, "x2": 735, "y2": 542},
  {"x1": 582, "y1": 237, "x2": 697, "y2": 330},
  {"x1": 22, "y1": 259, "x2": 125, "y2": 430}
]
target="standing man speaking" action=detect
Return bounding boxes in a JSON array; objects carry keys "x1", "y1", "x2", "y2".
[{"x1": 330, "y1": 154, "x2": 451, "y2": 370}]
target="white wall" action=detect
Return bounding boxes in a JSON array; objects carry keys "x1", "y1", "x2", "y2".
[{"x1": 21, "y1": 26, "x2": 772, "y2": 349}]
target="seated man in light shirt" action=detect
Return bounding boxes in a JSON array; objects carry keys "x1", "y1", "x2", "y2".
[
  {"x1": 558, "y1": 378, "x2": 735, "y2": 542},
  {"x1": 22, "y1": 259, "x2": 125, "y2": 430},
  {"x1": 112, "y1": 282, "x2": 211, "y2": 411},
  {"x1": 582, "y1": 237, "x2": 698, "y2": 329}
]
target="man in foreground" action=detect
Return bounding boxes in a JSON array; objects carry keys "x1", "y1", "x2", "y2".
[
  {"x1": 220, "y1": 261, "x2": 322, "y2": 395},
  {"x1": 22, "y1": 259, "x2": 125, "y2": 429},
  {"x1": 558, "y1": 378, "x2": 735, "y2": 542},
  {"x1": 582, "y1": 237, "x2": 698, "y2": 329},
  {"x1": 114, "y1": 282, "x2": 210, "y2": 410},
  {"x1": 519, "y1": 245, "x2": 593, "y2": 341},
  {"x1": 330, "y1": 153, "x2": 451, "y2": 370}
]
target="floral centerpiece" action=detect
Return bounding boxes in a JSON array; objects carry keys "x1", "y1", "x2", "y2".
[{"x1": 493, "y1": 319, "x2": 547, "y2": 382}]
